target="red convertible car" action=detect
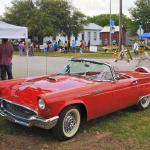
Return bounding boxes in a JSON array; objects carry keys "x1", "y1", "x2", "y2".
[{"x1": 0, "y1": 58, "x2": 150, "y2": 140}]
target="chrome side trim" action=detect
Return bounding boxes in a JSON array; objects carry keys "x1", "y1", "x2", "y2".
[{"x1": 0, "y1": 97, "x2": 38, "y2": 115}]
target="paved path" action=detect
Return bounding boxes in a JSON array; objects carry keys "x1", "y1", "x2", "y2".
[{"x1": 12, "y1": 55, "x2": 139, "y2": 78}]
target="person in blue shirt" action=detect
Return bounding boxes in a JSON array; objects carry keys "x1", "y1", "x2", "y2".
[
  {"x1": 71, "y1": 40, "x2": 76, "y2": 53},
  {"x1": 54, "y1": 41, "x2": 58, "y2": 52}
]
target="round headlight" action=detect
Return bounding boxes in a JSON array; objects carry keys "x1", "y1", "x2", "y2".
[{"x1": 38, "y1": 98, "x2": 45, "y2": 110}]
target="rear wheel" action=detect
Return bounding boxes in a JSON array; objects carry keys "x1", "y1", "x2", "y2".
[
  {"x1": 53, "y1": 106, "x2": 81, "y2": 141},
  {"x1": 136, "y1": 96, "x2": 150, "y2": 110}
]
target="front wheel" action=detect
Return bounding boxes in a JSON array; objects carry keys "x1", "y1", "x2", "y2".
[
  {"x1": 136, "y1": 96, "x2": 150, "y2": 110},
  {"x1": 53, "y1": 106, "x2": 81, "y2": 141}
]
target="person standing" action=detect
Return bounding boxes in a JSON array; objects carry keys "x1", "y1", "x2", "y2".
[
  {"x1": 0, "y1": 39, "x2": 14, "y2": 80},
  {"x1": 18, "y1": 41, "x2": 23, "y2": 56},
  {"x1": 64, "y1": 41, "x2": 68, "y2": 53},
  {"x1": 54, "y1": 41, "x2": 58, "y2": 52},
  {"x1": 21, "y1": 41, "x2": 25, "y2": 55},
  {"x1": 43, "y1": 42, "x2": 47, "y2": 55},
  {"x1": 87, "y1": 40, "x2": 90, "y2": 51},
  {"x1": 29, "y1": 41, "x2": 34, "y2": 56},
  {"x1": 58, "y1": 40, "x2": 63, "y2": 52},
  {"x1": 133, "y1": 41, "x2": 139, "y2": 56},
  {"x1": 71, "y1": 40, "x2": 76, "y2": 53},
  {"x1": 80, "y1": 40, "x2": 85, "y2": 54}
]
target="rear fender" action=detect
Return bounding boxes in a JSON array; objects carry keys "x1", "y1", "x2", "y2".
[{"x1": 135, "y1": 67, "x2": 150, "y2": 73}]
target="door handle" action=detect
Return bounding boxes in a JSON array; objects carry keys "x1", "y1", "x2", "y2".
[
  {"x1": 91, "y1": 90, "x2": 103, "y2": 95},
  {"x1": 132, "y1": 80, "x2": 138, "y2": 85}
]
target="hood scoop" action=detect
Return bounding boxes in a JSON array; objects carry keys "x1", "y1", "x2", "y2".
[{"x1": 47, "y1": 76, "x2": 57, "y2": 82}]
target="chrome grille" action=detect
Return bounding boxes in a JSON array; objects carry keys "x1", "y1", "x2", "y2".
[{"x1": 0, "y1": 99, "x2": 36, "y2": 119}]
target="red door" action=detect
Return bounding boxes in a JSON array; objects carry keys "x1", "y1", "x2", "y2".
[
  {"x1": 85, "y1": 82, "x2": 116, "y2": 119},
  {"x1": 85, "y1": 79, "x2": 139, "y2": 120},
  {"x1": 112, "y1": 79, "x2": 140, "y2": 109}
]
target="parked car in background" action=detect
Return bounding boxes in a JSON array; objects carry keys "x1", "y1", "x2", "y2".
[{"x1": 0, "y1": 58, "x2": 150, "y2": 140}]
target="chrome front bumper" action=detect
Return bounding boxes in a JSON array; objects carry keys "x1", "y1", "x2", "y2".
[
  {"x1": 0, "y1": 109, "x2": 59, "y2": 129},
  {"x1": 0, "y1": 98, "x2": 59, "y2": 129}
]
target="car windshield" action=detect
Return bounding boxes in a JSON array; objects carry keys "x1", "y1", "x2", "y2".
[{"x1": 60, "y1": 60, "x2": 114, "y2": 81}]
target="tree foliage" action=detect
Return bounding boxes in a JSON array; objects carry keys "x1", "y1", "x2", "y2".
[
  {"x1": 1, "y1": 0, "x2": 86, "y2": 43},
  {"x1": 129, "y1": 0, "x2": 150, "y2": 32},
  {"x1": 87, "y1": 14, "x2": 132, "y2": 28},
  {"x1": 87, "y1": 14, "x2": 137, "y2": 35}
]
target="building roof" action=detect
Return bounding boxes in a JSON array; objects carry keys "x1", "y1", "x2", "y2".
[
  {"x1": 84, "y1": 23, "x2": 103, "y2": 30},
  {"x1": 100, "y1": 26, "x2": 119, "y2": 33}
]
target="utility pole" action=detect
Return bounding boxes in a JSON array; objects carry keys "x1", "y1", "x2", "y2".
[
  {"x1": 119, "y1": 0, "x2": 122, "y2": 51},
  {"x1": 109, "y1": 0, "x2": 112, "y2": 48}
]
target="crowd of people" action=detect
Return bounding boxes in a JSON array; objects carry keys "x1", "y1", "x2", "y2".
[
  {"x1": 132, "y1": 40, "x2": 146, "y2": 56},
  {"x1": 0, "y1": 37, "x2": 149, "y2": 80},
  {"x1": 42, "y1": 39, "x2": 91, "y2": 54},
  {"x1": 16, "y1": 39, "x2": 91, "y2": 56},
  {"x1": 17, "y1": 39, "x2": 148, "y2": 57}
]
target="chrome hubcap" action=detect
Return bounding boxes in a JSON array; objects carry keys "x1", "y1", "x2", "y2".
[
  {"x1": 141, "y1": 96, "x2": 150, "y2": 108},
  {"x1": 63, "y1": 109, "x2": 80, "y2": 138},
  {"x1": 64, "y1": 112, "x2": 77, "y2": 133}
]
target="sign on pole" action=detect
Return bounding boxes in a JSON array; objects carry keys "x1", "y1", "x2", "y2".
[{"x1": 137, "y1": 25, "x2": 144, "y2": 35}]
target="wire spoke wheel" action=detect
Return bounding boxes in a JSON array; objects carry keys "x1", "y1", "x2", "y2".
[
  {"x1": 62, "y1": 108, "x2": 80, "y2": 138},
  {"x1": 140, "y1": 96, "x2": 150, "y2": 108},
  {"x1": 136, "y1": 96, "x2": 150, "y2": 110}
]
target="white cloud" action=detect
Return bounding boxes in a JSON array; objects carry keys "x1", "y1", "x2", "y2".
[
  {"x1": 71, "y1": 0, "x2": 136, "y2": 17},
  {"x1": 0, "y1": 0, "x2": 136, "y2": 17},
  {"x1": 0, "y1": 0, "x2": 12, "y2": 16}
]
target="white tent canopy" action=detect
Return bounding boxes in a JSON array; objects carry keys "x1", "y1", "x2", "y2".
[{"x1": 0, "y1": 21, "x2": 28, "y2": 39}]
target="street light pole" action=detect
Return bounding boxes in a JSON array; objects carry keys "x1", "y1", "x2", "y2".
[
  {"x1": 119, "y1": 0, "x2": 122, "y2": 51},
  {"x1": 109, "y1": 0, "x2": 112, "y2": 48}
]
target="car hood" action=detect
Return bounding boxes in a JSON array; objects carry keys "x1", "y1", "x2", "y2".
[{"x1": 3, "y1": 75, "x2": 92, "y2": 108}]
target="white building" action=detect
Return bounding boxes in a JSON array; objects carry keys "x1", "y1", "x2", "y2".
[{"x1": 43, "y1": 23, "x2": 103, "y2": 46}]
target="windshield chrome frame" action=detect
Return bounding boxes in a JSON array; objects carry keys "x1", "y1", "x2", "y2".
[{"x1": 60, "y1": 59, "x2": 117, "y2": 82}]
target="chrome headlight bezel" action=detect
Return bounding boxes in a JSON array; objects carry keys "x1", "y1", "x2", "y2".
[{"x1": 38, "y1": 98, "x2": 46, "y2": 110}]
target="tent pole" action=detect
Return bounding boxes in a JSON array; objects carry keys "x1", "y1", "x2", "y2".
[
  {"x1": 119, "y1": 0, "x2": 122, "y2": 51},
  {"x1": 46, "y1": 53, "x2": 48, "y2": 75},
  {"x1": 25, "y1": 39, "x2": 29, "y2": 77}
]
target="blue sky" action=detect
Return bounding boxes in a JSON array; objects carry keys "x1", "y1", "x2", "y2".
[{"x1": 0, "y1": 0, "x2": 136, "y2": 17}]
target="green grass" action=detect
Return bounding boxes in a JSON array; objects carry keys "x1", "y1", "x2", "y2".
[
  {"x1": 14, "y1": 48, "x2": 150, "y2": 59},
  {"x1": 0, "y1": 107, "x2": 150, "y2": 148},
  {"x1": 80, "y1": 107, "x2": 150, "y2": 147},
  {"x1": 34, "y1": 52, "x2": 114, "y2": 58},
  {"x1": 14, "y1": 51, "x2": 114, "y2": 58},
  {"x1": 14, "y1": 51, "x2": 137, "y2": 59}
]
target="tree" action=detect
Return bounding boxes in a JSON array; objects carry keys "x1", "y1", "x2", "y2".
[
  {"x1": 38, "y1": 0, "x2": 86, "y2": 41},
  {"x1": 129, "y1": 0, "x2": 150, "y2": 32},
  {"x1": 87, "y1": 14, "x2": 132, "y2": 28},
  {"x1": 71, "y1": 10, "x2": 86, "y2": 40},
  {"x1": 2, "y1": 0, "x2": 56, "y2": 43},
  {"x1": 1, "y1": 0, "x2": 86, "y2": 43}
]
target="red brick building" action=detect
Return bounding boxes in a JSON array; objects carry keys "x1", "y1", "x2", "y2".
[{"x1": 100, "y1": 26, "x2": 127, "y2": 46}]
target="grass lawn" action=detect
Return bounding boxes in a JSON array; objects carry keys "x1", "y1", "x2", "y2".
[
  {"x1": 14, "y1": 51, "x2": 137, "y2": 59},
  {"x1": 14, "y1": 48, "x2": 150, "y2": 59},
  {"x1": 0, "y1": 106, "x2": 150, "y2": 149},
  {"x1": 81, "y1": 107, "x2": 150, "y2": 149},
  {"x1": 1, "y1": 49, "x2": 149, "y2": 149}
]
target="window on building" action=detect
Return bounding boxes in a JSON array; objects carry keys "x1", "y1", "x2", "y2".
[
  {"x1": 82, "y1": 33, "x2": 84, "y2": 40},
  {"x1": 94, "y1": 32, "x2": 97, "y2": 41},
  {"x1": 99, "y1": 32, "x2": 101, "y2": 40},
  {"x1": 88, "y1": 32, "x2": 91, "y2": 41}
]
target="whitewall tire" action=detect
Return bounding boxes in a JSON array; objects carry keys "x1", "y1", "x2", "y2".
[
  {"x1": 53, "y1": 106, "x2": 81, "y2": 141},
  {"x1": 136, "y1": 96, "x2": 150, "y2": 110}
]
